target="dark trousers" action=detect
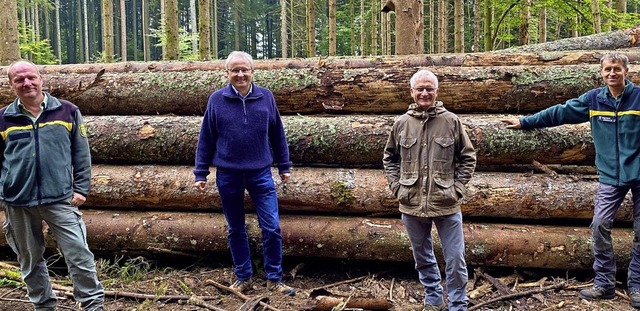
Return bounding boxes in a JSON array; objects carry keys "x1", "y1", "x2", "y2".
[{"x1": 216, "y1": 166, "x2": 284, "y2": 282}]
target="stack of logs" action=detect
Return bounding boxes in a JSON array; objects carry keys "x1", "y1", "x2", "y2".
[{"x1": 0, "y1": 50, "x2": 638, "y2": 271}]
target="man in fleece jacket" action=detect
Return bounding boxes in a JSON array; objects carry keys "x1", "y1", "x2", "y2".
[{"x1": 193, "y1": 51, "x2": 295, "y2": 296}]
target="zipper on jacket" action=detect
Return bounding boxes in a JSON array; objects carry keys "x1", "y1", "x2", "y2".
[
  {"x1": 242, "y1": 98, "x2": 248, "y2": 124},
  {"x1": 33, "y1": 119, "x2": 42, "y2": 202},
  {"x1": 614, "y1": 107, "x2": 621, "y2": 186}
]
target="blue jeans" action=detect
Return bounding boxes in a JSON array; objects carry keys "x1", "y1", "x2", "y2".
[
  {"x1": 592, "y1": 182, "x2": 640, "y2": 290},
  {"x1": 216, "y1": 166, "x2": 284, "y2": 282},
  {"x1": 402, "y1": 212, "x2": 469, "y2": 311},
  {"x1": 3, "y1": 201, "x2": 104, "y2": 311}
]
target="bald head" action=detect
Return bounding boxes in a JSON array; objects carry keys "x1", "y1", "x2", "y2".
[
  {"x1": 7, "y1": 60, "x2": 40, "y2": 80},
  {"x1": 7, "y1": 60, "x2": 45, "y2": 106}
]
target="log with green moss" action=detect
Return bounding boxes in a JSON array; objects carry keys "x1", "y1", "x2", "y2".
[
  {"x1": 88, "y1": 165, "x2": 624, "y2": 220},
  {"x1": 2, "y1": 62, "x2": 639, "y2": 115},
  {"x1": 0, "y1": 210, "x2": 631, "y2": 270},
  {"x1": 84, "y1": 115, "x2": 594, "y2": 167},
  {"x1": 4, "y1": 50, "x2": 640, "y2": 76},
  {"x1": 499, "y1": 25, "x2": 640, "y2": 53}
]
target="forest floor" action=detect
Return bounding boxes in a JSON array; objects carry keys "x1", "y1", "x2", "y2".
[{"x1": 0, "y1": 252, "x2": 636, "y2": 311}]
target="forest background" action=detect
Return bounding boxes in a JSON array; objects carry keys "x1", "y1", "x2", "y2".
[{"x1": 3, "y1": 0, "x2": 640, "y2": 65}]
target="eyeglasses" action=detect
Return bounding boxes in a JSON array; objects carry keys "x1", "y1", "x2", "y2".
[
  {"x1": 412, "y1": 87, "x2": 438, "y2": 93},
  {"x1": 228, "y1": 68, "x2": 252, "y2": 75}
]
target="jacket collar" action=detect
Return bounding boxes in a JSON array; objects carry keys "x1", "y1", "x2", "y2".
[
  {"x1": 222, "y1": 83, "x2": 264, "y2": 100},
  {"x1": 597, "y1": 79, "x2": 634, "y2": 103},
  {"x1": 4, "y1": 92, "x2": 61, "y2": 117},
  {"x1": 406, "y1": 101, "x2": 446, "y2": 119}
]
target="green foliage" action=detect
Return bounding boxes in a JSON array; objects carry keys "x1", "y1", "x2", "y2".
[
  {"x1": 149, "y1": 27, "x2": 200, "y2": 60},
  {"x1": 89, "y1": 51, "x2": 121, "y2": 64},
  {"x1": 0, "y1": 278, "x2": 23, "y2": 288},
  {"x1": 17, "y1": 24, "x2": 57, "y2": 65},
  {"x1": 96, "y1": 256, "x2": 152, "y2": 285}
]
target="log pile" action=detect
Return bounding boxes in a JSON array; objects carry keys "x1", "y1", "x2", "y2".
[{"x1": 0, "y1": 49, "x2": 636, "y2": 271}]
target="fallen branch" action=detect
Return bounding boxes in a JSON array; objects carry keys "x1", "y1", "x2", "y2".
[
  {"x1": 183, "y1": 296, "x2": 229, "y2": 311},
  {"x1": 306, "y1": 269, "x2": 393, "y2": 293},
  {"x1": 205, "y1": 279, "x2": 282, "y2": 311},
  {"x1": 51, "y1": 283, "x2": 222, "y2": 303},
  {"x1": 532, "y1": 160, "x2": 559, "y2": 179},
  {"x1": 469, "y1": 282, "x2": 566, "y2": 311},
  {"x1": 309, "y1": 295, "x2": 392, "y2": 311},
  {"x1": 0, "y1": 296, "x2": 77, "y2": 310},
  {"x1": 478, "y1": 271, "x2": 526, "y2": 309}
]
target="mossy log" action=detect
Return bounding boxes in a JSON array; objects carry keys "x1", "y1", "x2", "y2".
[
  {"x1": 500, "y1": 25, "x2": 640, "y2": 53},
  {"x1": 0, "y1": 210, "x2": 632, "y2": 270},
  {"x1": 84, "y1": 115, "x2": 595, "y2": 168},
  {"x1": 87, "y1": 165, "x2": 629, "y2": 221},
  {"x1": 2, "y1": 62, "x2": 640, "y2": 115}
]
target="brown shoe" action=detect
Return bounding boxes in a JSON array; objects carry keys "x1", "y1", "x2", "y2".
[
  {"x1": 229, "y1": 279, "x2": 251, "y2": 293},
  {"x1": 267, "y1": 280, "x2": 296, "y2": 296},
  {"x1": 578, "y1": 285, "x2": 615, "y2": 300},
  {"x1": 422, "y1": 302, "x2": 447, "y2": 311}
]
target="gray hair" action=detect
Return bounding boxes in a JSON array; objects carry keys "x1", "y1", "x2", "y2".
[
  {"x1": 600, "y1": 53, "x2": 629, "y2": 69},
  {"x1": 7, "y1": 60, "x2": 40, "y2": 80},
  {"x1": 410, "y1": 69, "x2": 439, "y2": 88},
  {"x1": 225, "y1": 51, "x2": 254, "y2": 70}
]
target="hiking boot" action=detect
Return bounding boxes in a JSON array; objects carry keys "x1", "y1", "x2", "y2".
[
  {"x1": 630, "y1": 288, "x2": 640, "y2": 308},
  {"x1": 267, "y1": 280, "x2": 296, "y2": 296},
  {"x1": 229, "y1": 279, "x2": 251, "y2": 293},
  {"x1": 422, "y1": 302, "x2": 447, "y2": 311},
  {"x1": 579, "y1": 285, "x2": 615, "y2": 300}
]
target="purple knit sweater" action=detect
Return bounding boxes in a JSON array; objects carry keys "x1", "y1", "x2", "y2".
[{"x1": 193, "y1": 83, "x2": 292, "y2": 181}]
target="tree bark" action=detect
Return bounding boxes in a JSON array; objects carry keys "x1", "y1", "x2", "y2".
[
  {"x1": 0, "y1": 211, "x2": 631, "y2": 270},
  {"x1": 87, "y1": 165, "x2": 631, "y2": 221},
  {"x1": 0, "y1": 0, "x2": 20, "y2": 65},
  {"x1": 500, "y1": 24, "x2": 640, "y2": 53},
  {"x1": 3, "y1": 52, "x2": 640, "y2": 115},
  {"x1": 82, "y1": 115, "x2": 595, "y2": 168},
  {"x1": 309, "y1": 296, "x2": 392, "y2": 311}
]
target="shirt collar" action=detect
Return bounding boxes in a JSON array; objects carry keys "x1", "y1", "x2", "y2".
[
  {"x1": 231, "y1": 84, "x2": 252, "y2": 97},
  {"x1": 18, "y1": 93, "x2": 48, "y2": 110}
]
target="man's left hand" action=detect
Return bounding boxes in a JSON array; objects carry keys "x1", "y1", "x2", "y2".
[
  {"x1": 71, "y1": 193, "x2": 86, "y2": 206},
  {"x1": 280, "y1": 173, "x2": 291, "y2": 183}
]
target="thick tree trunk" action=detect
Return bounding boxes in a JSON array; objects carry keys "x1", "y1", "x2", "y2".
[
  {"x1": 86, "y1": 165, "x2": 633, "y2": 221},
  {"x1": 0, "y1": 211, "x2": 631, "y2": 270},
  {"x1": 88, "y1": 165, "x2": 629, "y2": 221},
  {"x1": 84, "y1": 115, "x2": 595, "y2": 168},
  {"x1": 500, "y1": 24, "x2": 640, "y2": 52},
  {"x1": 1, "y1": 49, "x2": 637, "y2": 75},
  {"x1": 3, "y1": 55, "x2": 640, "y2": 115}
]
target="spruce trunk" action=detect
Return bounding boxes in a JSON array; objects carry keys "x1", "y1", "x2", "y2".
[
  {"x1": 88, "y1": 165, "x2": 625, "y2": 220},
  {"x1": 2, "y1": 63, "x2": 639, "y2": 115},
  {"x1": 0, "y1": 211, "x2": 630, "y2": 270},
  {"x1": 84, "y1": 115, "x2": 595, "y2": 167}
]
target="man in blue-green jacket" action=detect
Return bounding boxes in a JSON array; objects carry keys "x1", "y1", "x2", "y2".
[
  {"x1": 1, "y1": 60, "x2": 104, "y2": 311},
  {"x1": 503, "y1": 53, "x2": 640, "y2": 309}
]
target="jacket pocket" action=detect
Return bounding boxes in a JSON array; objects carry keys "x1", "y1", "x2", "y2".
[
  {"x1": 432, "y1": 136, "x2": 455, "y2": 172},
  {"x1": 397, "y1": 177, "x2": 420, "y2": 207},
  {"x1": 399, "y1": 136, "x2": 419, "y2": 181},
  {"x1": 431, "y1": 172, "x2": 459, "y2": 207}
]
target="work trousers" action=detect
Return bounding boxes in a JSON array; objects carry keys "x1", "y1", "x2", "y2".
[
  {"x1": 402, "y1": 212, "x2": 469, "y2": 311},
  {"x1": 3, "y1": 201, "x2": 104, "y2": 311},
  {"x1": 591, "y1": 182, "x2": 640, "y2": 291},
  {"x1": 216, "y1": 166, "x2": 284, "y2": 282}
]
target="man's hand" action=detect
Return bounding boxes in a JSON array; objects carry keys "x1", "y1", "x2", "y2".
[
  {"x1": 71, "y1": 193, "x2": 86, "y2": 206},
  {"x1": 280, "y1": 173, "x2": 291, "y2": 183},
  {"x1": 501, "y1": 119, "x2": 522, "y2": 129},
  {"x1": 194, "y1": 181, "x2": 207, "y2": 192}
]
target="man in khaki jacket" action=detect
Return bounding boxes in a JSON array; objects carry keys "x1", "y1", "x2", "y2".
[{"x1": 383, "y1": 69, "x2": 476, "y2": 311}]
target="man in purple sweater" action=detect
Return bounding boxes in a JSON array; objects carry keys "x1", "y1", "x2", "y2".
[{"x1": 193, "y1": 51, "x2": 294, "y2": 296}]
